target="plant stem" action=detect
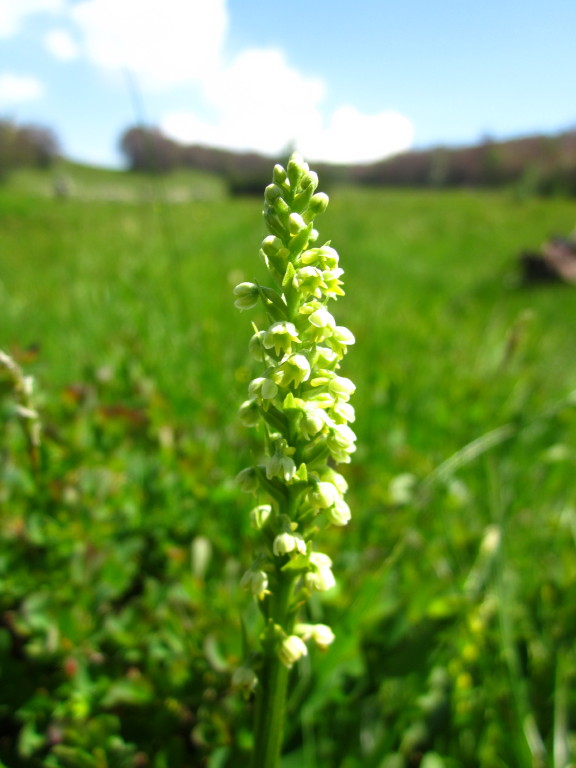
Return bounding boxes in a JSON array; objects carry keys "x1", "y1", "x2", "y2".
[{"x1": 251, "y1": 572, "x2": 295, "y2": 768}]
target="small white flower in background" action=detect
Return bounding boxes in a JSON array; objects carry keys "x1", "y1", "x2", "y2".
[
  {"x1": 389, "y1": 473, "x2": 417, "y2": 505},
  {"x1": 249, "y1": 504, "x2": 272, "y2": 530},
  {"x1": 265, "y1": 442, "x2": 297, "y2": 483},
  {"x1": 310, "y1": 481, "x2": 340, "y2": 509},
  {"x1": 278, "y1": 635, "x2": 308, "y2": 668},
  {"x1": 240, "y1": 569, "x2": 270, "y2": 600},
  {"x1": 273, "y1": 532, "x2": 306, "y2": 557},
  {"x1": 327, "y1": 498, "x2": 352, "y2": 526},
  {"x1": 306, "y1": 551, "x2": 336, "y2": 592},
  {"x1": 232, "y1": 666, "x2": 259, "y2": 696},
  {"x1": 295, "y1": 623, "x2": 335, "y2": 650}
]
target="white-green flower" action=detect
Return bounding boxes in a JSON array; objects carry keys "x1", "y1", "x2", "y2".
[
  {"x1": 263, "y1": 322, "x2": 300, "y2": 356},
  {"x1": 248, "y1": 376, "x2": 279, "y2": 401},
  {"x1": 232, "y1": 666, "x2": 259, "y2": 694},
  {"x1": 248, "y1": 330, "x2": 268, "y2": 362},
  {"x1": 292, "y1": 266, "x2": 326, "y2": 299},
  {"x1": 321, "y1": 268, "x2": 345, "y2": 298},
  {"x1": 300, "y1": 402, "x2": 329, "y2": 439},
  {"x1": 266, "y1": 452, "x2": 296, "y2": 483},
  {"x1": 249, "y1": 504, "x2": 272, "y2": 529},
  {"x1": 238, "y1": 399, "x2": 260, "y2": 427},
  {"x1": 236, "y1": 467, "x2": 260, "y2": 493},
  {"x1": 241, "y1": 569, "x2": 270, "y2": 600},
  {"x1": 306, "y1": 551, "x2": 336, "y2": 592},
  {"x1": 273, "y1": 532, "x2": 306, "y2": 556},
  {"x1": 299, "y1": 244, "x2": 339, "y2": 270},
  {"x1": 310, "y1": 481, "x2": 340, "y2": 509},
  {"x1": 295, "y1": 623, "x2": 335, "y2": 650},
  {"x1": 278, "y1": 635, "x2": 308, "y2": 668},
  {"x1": 306, "y1": 307, "x2": 336, "y2": 342},
  {"x1": 327, "y1": 498, "x2": 352, "y2": 526},
  {"x1": 273, "y1": 354, "x2": 311, "y2": 388},
  {"x1": 328, "y1": 376, "x2": 356, "y2": 400}
]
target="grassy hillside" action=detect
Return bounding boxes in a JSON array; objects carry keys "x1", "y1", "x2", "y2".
[{"x1": 1, "y1": 167, "x2": 575, "y2": 767}]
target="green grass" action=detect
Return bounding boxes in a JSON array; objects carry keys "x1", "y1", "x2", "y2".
[{"x1": 1, "y1": 168, "x2": 575, "y2": 767}]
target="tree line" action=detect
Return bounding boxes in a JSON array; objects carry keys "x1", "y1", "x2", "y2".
[
  {"x1": 2, "y1": 117, "x2": 575, "y2": 196},
  {"x1": 0, "y1": 120, "x2": 59, "y2": 180},
  {"x1": 119, "y1": 125, "x2": 576, "y2": 196}
]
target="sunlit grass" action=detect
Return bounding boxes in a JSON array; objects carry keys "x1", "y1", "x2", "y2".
[{"x1": 1, "y1": 171, "x2": 575, "y2": 767}]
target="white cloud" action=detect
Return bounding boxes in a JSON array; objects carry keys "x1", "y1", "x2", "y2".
[
  {"x1": 162, "y1": 48, "x2": 413, "y2": 164},
  {"x1": 0, "y1": 0, "x2": 64, "y2": 37},
  {"x1": 44, "y1": 28, "x2": 80, "y2": 60},
  {"x1": 164, "y1": 48, "x2": 325, "y2": 156},
  {"x1": 70, "y1": 0, "x2": 227, "y2": 87},
  {"x1": 0, "y1": 73, "x2": 44, "y2": 102},
  {"x1": 14, "y1": 0, "x2": 413, "y2": 164},
  {"x1": 298, "y1": 106, "x2": 414, "y2": 164}
]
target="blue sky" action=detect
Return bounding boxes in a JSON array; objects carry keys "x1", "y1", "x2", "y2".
[{"x1": 1, "y1": 0, "x2": 576, "y2": 167}]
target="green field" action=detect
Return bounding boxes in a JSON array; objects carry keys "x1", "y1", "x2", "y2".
[{"x1": 1, "y1": 163, "x2": 575, "y2": 768}]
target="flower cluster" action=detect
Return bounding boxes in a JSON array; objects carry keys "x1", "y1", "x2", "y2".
[{"x1": 234, "y1": 153, "x2": 356, "y2": 675}]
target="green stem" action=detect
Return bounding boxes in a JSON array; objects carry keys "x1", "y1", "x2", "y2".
[{"x1": 251, "y1": 572, "x2": 295, "y2": 768}]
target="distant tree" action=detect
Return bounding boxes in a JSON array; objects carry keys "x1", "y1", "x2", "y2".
[
  {"x1": 0, "y1": 119, "x2": 59, "y2": 180},
  {"x1": 19, "y1": 125, "x2": 60, "y2": 168},
  {"x1": 119, "y1": 126, "x2": 180, "y2": 172}
]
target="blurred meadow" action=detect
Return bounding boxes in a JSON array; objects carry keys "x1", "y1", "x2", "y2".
[{"x1": 1, "y1": 161, "x2": 576, "y2": 767}]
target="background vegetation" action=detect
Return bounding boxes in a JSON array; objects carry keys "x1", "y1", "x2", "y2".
[
  {"x1": 1, "y1": 161, "x2": 575, "y2": 767},
  {"x1": 118, "y1": 125, "x2": 576, "y2": 197}
]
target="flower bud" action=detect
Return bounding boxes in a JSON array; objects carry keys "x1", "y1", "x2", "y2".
[
  {"x1": 261, "y1": 235, "x2": 285, "y2": 257},
  {"x1": 278, "y1": 635, "x2": 308, "y2": 668},
  {"x1": 287, "y1": 153, "x2": 309, "y2": 188},
  {"x1": 264, "y1": 183, "x2": 283, "y2": 203},
  {"x1": 301, "y1": 170, "x2": 319, "y2": 191},
  {"x1": 308, "y1": 192, "x2": 329, "y2": 216},
  {"x1": 273, "y1": 164, "x2": 287, "y2": 184},
  {"x1": 233, "y1": 282, "x2": 259, "y2": 310},
  {"x1": 288, "y1": 212, "x2": 306, "y2": 234}
]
